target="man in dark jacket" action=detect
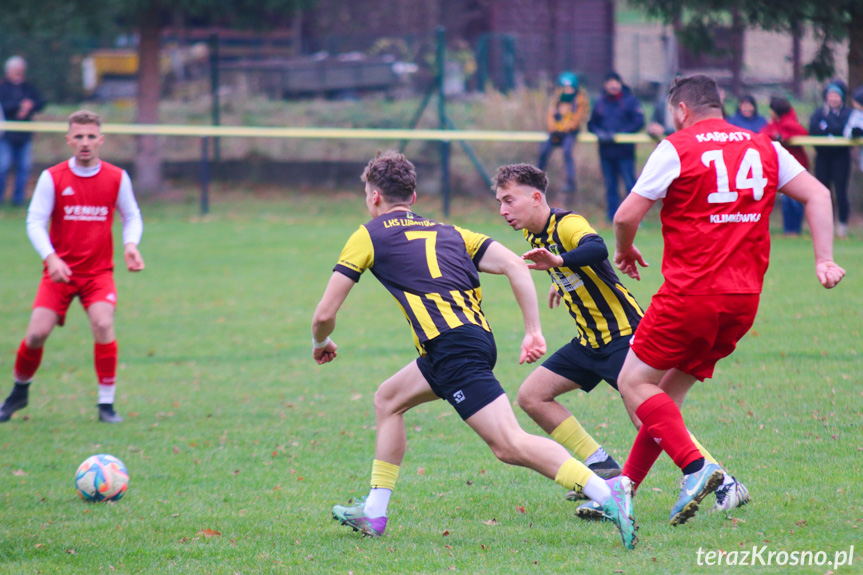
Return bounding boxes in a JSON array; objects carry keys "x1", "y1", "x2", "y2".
[
  {"x1": 0, "y1": 56, "x2": 45, "y2": 206},
  {"x1": 588, "y1": 71, "x2": 645, "y2": 222},
  {"x1": 809, "y1": 80, "x2": 852, "y2": 238}
]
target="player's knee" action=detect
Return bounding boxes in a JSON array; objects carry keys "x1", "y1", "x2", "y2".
[
  {"x1": 25, "y1": 331, "x2": 50, "y2": 348},
  {"x1": 90, "y1": 317, "x2": 114, "y2": 338},
  {"x1": 486, "y1": 435, "x2": 527, "y2": 466},
  {"x1": 516, "y1": 384, "x2": 538, "y2": 414}
]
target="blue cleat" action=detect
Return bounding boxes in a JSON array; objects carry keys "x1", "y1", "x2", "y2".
[
  {"x1": 601, "y1": 476, "x2": 637, "y2": 549},
  {"x1": 575, "y1": 499, "x2": 604, "y2": 521},
  {"x1": 669, "y1": 462, "x2": 724, "y2": 526}
]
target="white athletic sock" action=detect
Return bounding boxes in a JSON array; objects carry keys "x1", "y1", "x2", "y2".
[
  {"x1": 582, "y1": 475, "x2": 611, "y2": 505},
  {"x1": 584, "y1": 446, "x2": 610, "y2": 467},
  {"x1": 364, "y1": 488, "x2": 391, "y2": 518},
  {"x1": 98, "y1": 384, "x2": 115, "y2": 405}
]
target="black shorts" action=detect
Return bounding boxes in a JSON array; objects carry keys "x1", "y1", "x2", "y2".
[
  {"x1": 541, "y1": 335, "x2": 631, "y2": 393},
  {"x1": 416, "y1": 324, "x2": 506, "y2": 420}
]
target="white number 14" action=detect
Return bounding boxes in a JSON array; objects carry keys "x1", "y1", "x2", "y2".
[{"x1": 701, "y1": 148, "x2": 767, "y2": 204}]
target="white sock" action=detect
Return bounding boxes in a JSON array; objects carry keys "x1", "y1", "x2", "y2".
[
  {"x1": 98, "y1": 384, "x2": 115, "y2": 404},
  {"x1": 720, "y1": 473, "x2": 735, "y2": 488},
  {"x1": 364, "y1": 488, "x2": 391, "y2": 518},
  {"x1": 585, "y1": 446, "x2": 609, "y2": 467},
  {"x1": 582, "y1": 475, "x2": 611, "y2": 505}
]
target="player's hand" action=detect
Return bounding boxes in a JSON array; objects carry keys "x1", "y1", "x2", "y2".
[
  {"x1": 45, "y1": 253, "x2": 72, "y2": 283},
  {"x1": 547, "y1": 283, "x2": 561, "y2": 309},
  {"x1": 313, "y1": 339, "x2": 338, "y2": 365},
  {"x1": 124, "y1": 243, "x2": 145, "y2": 272},
  {"x1": 816, "y1": 260, "x2": 845, "y2": 289},
  {"x1": 523, "y1": 248, "x2": 563, "y2": 271},
  {"x1": 613, "y1": 244, "x2": 648, "y2": 281},
  {"x1": 519, "y1": 330, "x2": 546, "y2": 365}
]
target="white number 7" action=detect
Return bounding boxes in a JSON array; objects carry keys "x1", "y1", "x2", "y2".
[{"x1": 702, "y1": 148, "x2": 767, "y2": 204}]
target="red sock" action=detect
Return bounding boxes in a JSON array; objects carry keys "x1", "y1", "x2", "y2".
[
  {"x1": 94, "y1": 341, "x2": 118, "y2": 386},
  {"x1": 14, "y1": 340, "x2": 44, "y2": 382},
  {"x1": 623, "y1": 425, "x2": 663, "y2": 490},
  {"x1": 636, "y1": 393, "x2": 702, "y2": 471}
]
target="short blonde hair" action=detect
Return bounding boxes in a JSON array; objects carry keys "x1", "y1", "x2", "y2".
[{"x1": 68, "y1": 110, "x2": 101, "y2": 128}]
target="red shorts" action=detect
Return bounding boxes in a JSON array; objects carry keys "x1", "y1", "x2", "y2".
[
  {"x1": 33, "y1": 271, "x2": 117, "y2": 326},
  {"x1": 630, "y1": 291, "x2": 760, "y2": 381}
]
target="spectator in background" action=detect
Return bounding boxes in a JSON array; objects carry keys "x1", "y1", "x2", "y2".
[
  {"x1": 0, "y1": 56, "x2": 45, "y2": 206},
  {"x1": 810, "y1": 80, "x2": 852, "y2": 238},
  {"x1": 538, "y1": 72, "x2": 589, "y2": 200},
  {"x1": 842, "y1": 86, "x2": 863, "y2": 179},
  {"x1": 727, "y1": 94, "x2": 767, "y2": 133},
  {"x1": 647, "y1": 93, "x2": 675, "y2": 141},
  {"x1": 761, "y1": 97, "x2": 810, "y2": 235},
  {"x1": 588, "y1": 71, "x2": 645, "y2": 222}
]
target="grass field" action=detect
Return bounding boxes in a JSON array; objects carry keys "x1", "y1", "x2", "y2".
[{"x1": 0, "y1": 191, "x2": 860, "y2": 574}]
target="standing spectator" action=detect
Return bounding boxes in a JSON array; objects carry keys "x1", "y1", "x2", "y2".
[
  {"x1": 537, "y1": 72, "x2": 589, "y2": 200},
  {"x1": 810, "y1": 80, "x2": 852, "y2": 238},
  {"x1": 0, "y1": 56, "x2": 45, "y2": 206},
  {"x1": 842, "y1": 86, "x2": 863, "y2": 182},
  {"x1": 588, "y1": 71, "x2": 645, "y2": 222},
  {"x1": 761, "y1": 96, "x2": 809, "y2": 235},
  {"x1": 727, "y1": 94, "x2": 768, "y2": 133}
]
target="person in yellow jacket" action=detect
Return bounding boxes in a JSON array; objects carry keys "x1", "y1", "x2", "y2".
[{"x1": 538, "y1": 72, "x2": 590, "y2": 199}]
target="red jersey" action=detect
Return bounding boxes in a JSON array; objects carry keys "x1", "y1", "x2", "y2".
[
  {"x1": 632, "y1": 118, "x2": 805, "y2": 295},
  {"x1": 47, "y1": 160, "x2": 123, "y2": 275}
]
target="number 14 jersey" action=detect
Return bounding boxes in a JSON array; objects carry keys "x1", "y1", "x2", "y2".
[
  {"x1": 334, "y1": 211, "x2": 494, "y2": 355},
  {"x1": 632, "y1": 118, "x2": 805, "y2": 295}
]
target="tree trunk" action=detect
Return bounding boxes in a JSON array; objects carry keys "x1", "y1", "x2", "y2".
[
  {"x1": 134, "y1": 5, "x2": 162, "y2": 194},
  {"x1": 848, "y1": 10, "x2": 863, "y2": 95}
]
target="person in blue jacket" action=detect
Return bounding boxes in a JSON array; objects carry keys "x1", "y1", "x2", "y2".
[
  {"x1": 727, "y1": 94, "x2": 767, "y2": 133},
  {"x1": 587, "y1": 71, "x2": 645, "y2": 222}
]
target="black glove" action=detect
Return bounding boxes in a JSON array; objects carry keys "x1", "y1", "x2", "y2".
[
  {"x1": 554, "y1": 112, "x2": 563, "y2": 121},
  {"x1": 550, "y1": 131, "x2": 564, "y2": 145},
  {"x1": 851, "y1": 127, "x2": 863, "y2": 138}
]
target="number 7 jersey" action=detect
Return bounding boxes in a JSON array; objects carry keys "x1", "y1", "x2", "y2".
[
  {"x1": 334, "y1": 211, "x2": 494, "y2": 355},
  {"x1": 631, "y1": 118, "x2": 805, "y2": 295}
]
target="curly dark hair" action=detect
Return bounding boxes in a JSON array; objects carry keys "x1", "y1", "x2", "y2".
[
  {"x1": 491, "y1": 163, "x2": 548, "y2": 193},
  {"x1": 361, "y1": 150, "x2": 417, "y2": 203}
]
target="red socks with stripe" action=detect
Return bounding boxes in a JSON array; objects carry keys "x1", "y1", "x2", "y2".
[
  {"x1": 14, "y1": 340, "x2": 43, "y2": 383},
  {"x1": 634, "y1": 393, "x2": 702, "y2": 472},
  {"x1": 94, "y1": 341, "x2": 118, "y2": 386}
]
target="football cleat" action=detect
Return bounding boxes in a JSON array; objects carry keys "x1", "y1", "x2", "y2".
[
  {"x1": 711, "y1": 476, "x2": 750, "y2": 512},
  {"x1": 601, "y1": 476, "x2": 637, "y2": 550},
  {"x1": 0, "y1": 394, "x2": 28, "y2": 423},
  {"x1": 332, "y1": 497, "x2": 387, "y2": 537},
  {"x1": 566, "y1": 456, "x2": 622, "y2": 501},
  {"x1": 575, "y1": 499, "x2": 604, "y2": 521},
  {"x1": 98, "y1": 404, "x2": 124, "y2": 423},
  {"x1": 669, "y1": 462, "x2": 723, "y2": 526}
]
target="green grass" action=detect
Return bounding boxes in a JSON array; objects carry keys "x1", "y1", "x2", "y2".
[{"x1": 0, "y1": 193, "x2": 860, "y2": 574}]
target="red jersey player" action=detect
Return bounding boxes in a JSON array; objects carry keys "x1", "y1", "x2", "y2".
[
  {"x1": 611, "y1": 75, "x2": 845, "y2": 529},
  {"x1": 0, "y1": 110, "x2": 144, "y2": 424}
]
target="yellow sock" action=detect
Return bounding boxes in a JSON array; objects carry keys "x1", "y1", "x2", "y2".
[
  {"x1": 690, "y1": 434, "x2": 718, "y2": 465},
  {"x1": 370, "y1": 459, "x2": 400, "y2": 491},
  {"x1": 551, "y1": 416, "x2": 601, "y2": 461},
  {"x1": 554, "y1": 457, "x2": 594, "y2": 491}
]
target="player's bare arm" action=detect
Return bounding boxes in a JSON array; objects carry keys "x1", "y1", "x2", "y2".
[
  {"x1": 476, "y1": 241, "x2": 546, "y2": 364},
  {"x1": 311, "y1": 272, "x2": 355, "y2": 364},
  {"x1": 124, "y1": 243, "x2": 145, "y2": 272},
  {"x1": 779, "y1": 171, "x2": 846, "y2": 288},
  {"x1": 613, "y1": 193, "x2": 653, "y2": 281},
  {"x1": 44, "y1": 253, "x2": 72, "y2": 283}
]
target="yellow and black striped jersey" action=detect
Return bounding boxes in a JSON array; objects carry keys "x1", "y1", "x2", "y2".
[
  {"x1": 334, "y1": 210, "x2": 493, "y2": 355},
  {"x1": 525, "y1": 208, "x2": 643, "y2": 348}
]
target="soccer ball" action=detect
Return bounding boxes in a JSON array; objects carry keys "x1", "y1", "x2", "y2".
[{"x1": 75, "y1": 454, "x2": 129, "y2": 502}]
